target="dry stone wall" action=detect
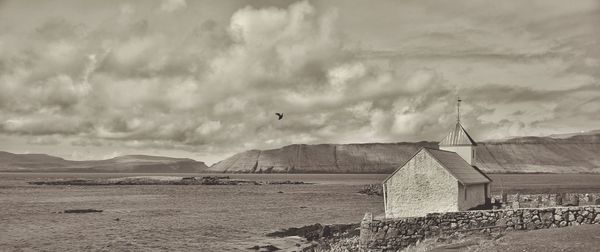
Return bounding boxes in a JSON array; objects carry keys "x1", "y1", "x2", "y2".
[
  {"x1": 491, "y1": 192, "x2": 600, "y2": 209},
  {"x1": 360, "y1": 206, "x2": 600, "y2": 251}
]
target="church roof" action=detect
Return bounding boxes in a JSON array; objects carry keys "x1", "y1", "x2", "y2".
[
  {"x1": 383, "y1": 148, "x2": 490, "y2": 185},
  {"x1": 439, "y1": 122, "x2": 477, "y2": 146},
  {"x1": 425, "y1": 148, "x2": 490, "y2": 184}
]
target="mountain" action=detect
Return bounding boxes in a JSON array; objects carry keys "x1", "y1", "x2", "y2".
[
  {"x1": 209, "y1": 131, "x2": 600, "y2": 174},
  {"x1": 4, "y1": 130, "x2": 600, "y2": 174},
  {"x1": 0, "y1": 152, "x2": 209, "y2": 173},
  {"x1": 476, "y1": 133, "x2": 600, "y2": 173},
  {"x1": 210, "y1": 142, "x2": 438, "y2": 173}
]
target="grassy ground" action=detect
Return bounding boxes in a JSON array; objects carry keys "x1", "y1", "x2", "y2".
[
  {"x1": 489, "y1": 173, "x2": 600, "y2": 193},
  {"x1": 406, "y1": 224, "x2": 600, "y2": 252}
]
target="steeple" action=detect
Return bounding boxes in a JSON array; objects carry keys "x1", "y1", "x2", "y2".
[
  {"x1": 439, "y1": 122, "x2": 477, "y2": 147},
  {"x1": 439, "y1": 98, "x2": 477, "y2": 165}
]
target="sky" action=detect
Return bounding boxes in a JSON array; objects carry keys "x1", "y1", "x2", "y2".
[{"x1": 0, "y1": 0, "x2": 599, "y2": 164}]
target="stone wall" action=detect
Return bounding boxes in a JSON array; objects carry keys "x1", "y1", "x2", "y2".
[
  {"x1": 360, "y1": 206, "x2": 600, "y2": 251},
  {"x1": 491, "y1": 192, "x2": 600, "y2": 209}
]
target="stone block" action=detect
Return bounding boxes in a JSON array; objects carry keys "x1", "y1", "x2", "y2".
[
  {"x1": 523, "y1": 209, "x2": 532, "y2": 218},
  {"x1": 375, "y1": 230, "x2": 386, "y2": 240},
  {"x1": 540, "y1": 211, "x2": 553, "y2": 223},
  {"x1": 531, "y1": 196, "x2": 541, "y2": 208},
  {"x1": 512, "y1": 201, "x2": 520, "y2": 209},
  {"x1": 386, "y1": 228, "x2": 399, "y2": 238},
  {"x1": 554, "y1": 214, "x2": 563, "y2": 221},
  {"x1": 548, "y1": 194, "x2": 558, "y2": 207},
  {"x1": 568, "y1": 194, "x2": 580, "y2": 206}
]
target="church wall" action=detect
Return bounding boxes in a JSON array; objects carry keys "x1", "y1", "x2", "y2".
[
  {"x1": 458, "y1": 183, "x2": 487, "y2": 210},
  {"x1": 384, "y1": 150, "x2": 458, "y2": 218}
]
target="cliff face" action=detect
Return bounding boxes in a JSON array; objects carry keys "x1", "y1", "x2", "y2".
[
  {"x1": 475, "y1": 136, "x2": 600, "y2": 173},
  {"x1": 210, "y1": 132, "x2": 600, "y2": 174},
  {"x1": 209, "y1": 142, "x2": 438, "y2": 173},
  {"x1": 0, "y1": 152, "x2": 209, "y2": 173}
]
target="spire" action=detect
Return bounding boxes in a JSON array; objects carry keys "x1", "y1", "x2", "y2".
[
  {"x1": 457, "y1": 97, "x2": 462, "y2": 123},
  {"x1": 440, "y1": 97, "x2": 476, "y2": 146},
  {"x1": 439, "y1": 122, "x2": 477, "y2": 146}
]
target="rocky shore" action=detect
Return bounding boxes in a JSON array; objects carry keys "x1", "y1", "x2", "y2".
[
  {"x1": 28, "y1": 176, "x2": 310, "y2": 186},
  {"x1": 357, "y1": 184, "x2": 383, "y2": 196},
  {"x1": 266, "y1": 223, "x2": 361, "y2": 252}
]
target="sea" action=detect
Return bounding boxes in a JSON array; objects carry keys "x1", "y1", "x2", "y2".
[
  {"x1": 0, "y1": 173, "x2": 387, "y2": 251},
  {"x1": 4, "y1": 172, "x2": 600, "y2": 251}
]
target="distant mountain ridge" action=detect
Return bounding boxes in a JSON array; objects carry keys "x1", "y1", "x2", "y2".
[
  {"x1": 210, "y1": 142, "x2": 438, "y2": 174},
  {"x1": 4, "y1": 130, "x2": 600, "y2": 174},
  {"x1": 0, "y1": 152, "x2": 208, "y2": 173},
  {"x1": 209, "y1": 131, "x2": 600, "y2": 174}
]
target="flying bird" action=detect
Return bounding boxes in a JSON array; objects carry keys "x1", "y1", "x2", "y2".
[{"x1": 275, "y1": 113, "x2": 284, "y2": 120}]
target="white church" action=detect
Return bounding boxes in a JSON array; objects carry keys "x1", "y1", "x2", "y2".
[{"x1": 383, "y1": 101, "x2": 492, "y2": 218}]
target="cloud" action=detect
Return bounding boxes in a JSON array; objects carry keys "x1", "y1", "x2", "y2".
[
  {"x1": 160, "y1": 0, "x2": 186, "y2": 12},
  {"x1": 27, "y1": 135, "x2": 61, "y2": 145},
  {"x1": 195, "y1": 121, "x2": 222, "y2": 137},
  {"x1": 0, "y1": 0, "x2": 598, "y2": 163}
]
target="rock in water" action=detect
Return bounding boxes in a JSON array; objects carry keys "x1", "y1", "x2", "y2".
[
  {"x1": 247, "y1": 245, "x2": 280, "y2": 251},
  {"x1": 358, "y1": 184, "x2": 383, "y2": 196},
  {"x1": 64, "y1": 209, "x2": 103, "y2": 214}
]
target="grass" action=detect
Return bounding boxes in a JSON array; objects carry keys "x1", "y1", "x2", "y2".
[
  {"x1": 401, "y1": 224, "x2": 600, "y2": 252},
  {"x1": 489, "y1": 173, "x2": 600, "y2": 194}
]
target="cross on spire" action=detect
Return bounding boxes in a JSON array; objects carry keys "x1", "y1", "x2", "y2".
[{"x1": 457, "y1": 97, "x2": 462, "y2": 123}]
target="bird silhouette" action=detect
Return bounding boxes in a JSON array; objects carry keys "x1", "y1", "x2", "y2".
[{"x1": 275, "y1": 113, "x2": 284, "y2": 120}]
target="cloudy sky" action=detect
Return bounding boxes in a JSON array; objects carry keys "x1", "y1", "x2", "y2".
[{"x1": 0, "y1": 0, "x2": 598, "y2": 164}]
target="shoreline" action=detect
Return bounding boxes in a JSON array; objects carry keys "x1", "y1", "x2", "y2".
[
  {"x1": 3, "y1": 171, "x2": 600, "y2": 174},
  {"x1": 27, "y1": 176, "x2": 311, "y2": 186}
]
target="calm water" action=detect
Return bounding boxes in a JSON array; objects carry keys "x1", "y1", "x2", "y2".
[
  {"x1": 3, "y1": 173, "x2": 600, "y2": 251},
  {"x1": 0, "y1": 173, "x2": 386, "y2": 251}
]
